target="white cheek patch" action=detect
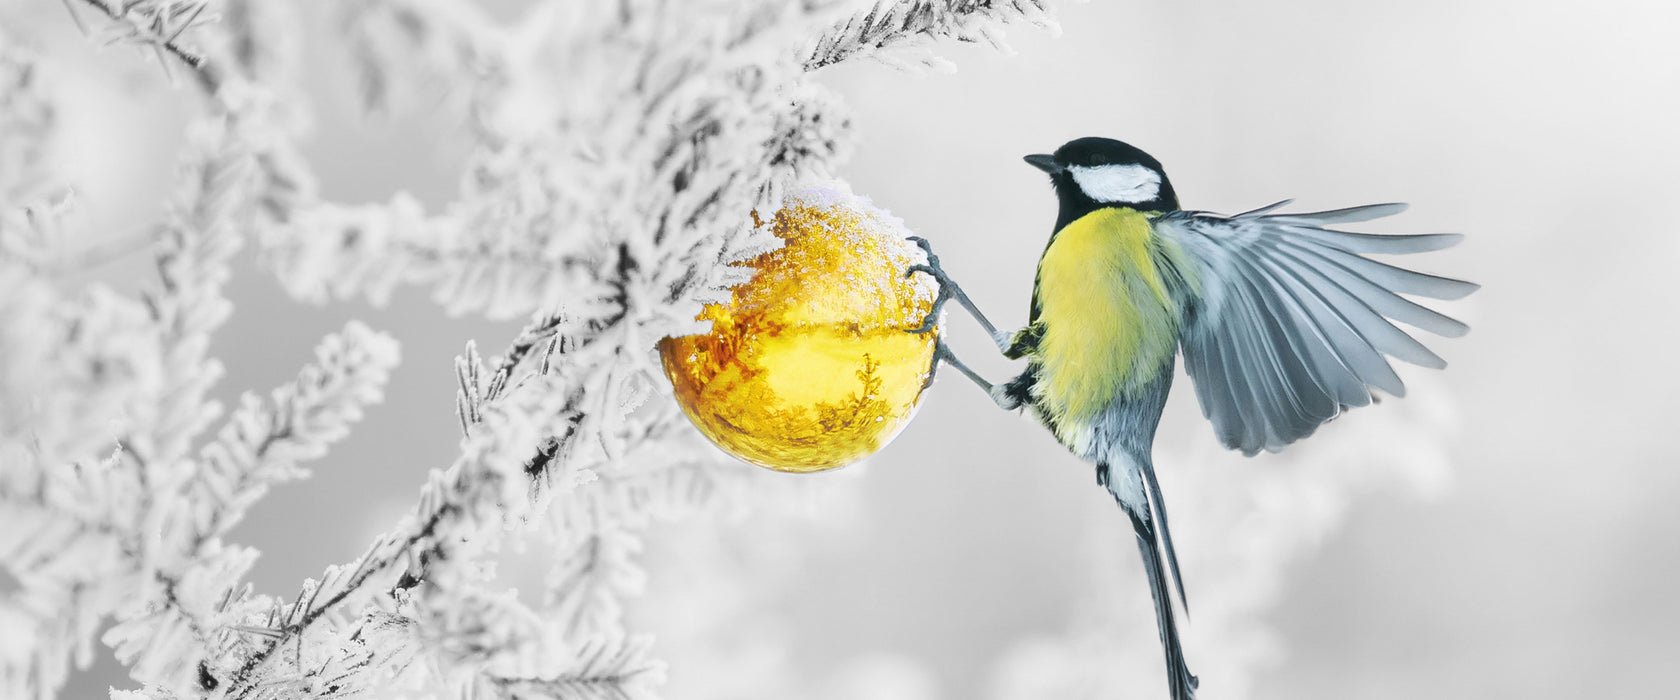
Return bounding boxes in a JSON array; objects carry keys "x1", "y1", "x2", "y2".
[{"x1": 1068, "y1": 164, "x2": 1162, "y2": 204}]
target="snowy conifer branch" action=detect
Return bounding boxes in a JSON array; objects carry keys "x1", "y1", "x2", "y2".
[
  {"x1": 67, "y1": 0, "x2": 218, "y2": 87},
  {"x1": 486, "y1": 636, "x2": 665, "y2": 700},
  {"x1": 804, "y1": 0, "x2": 1057, "y2": 71},
  {"x1": 1, "y1": 22, "x2": 409, "y2": 696},
  {"x1": 5, "y1": 2, "x2": 1064, "y2": 698},
  {"x1": 194, "y1": 322, "x2": 401, "y2": 540},
  {"x1": 4, "y1": 121, "x2": 321, "y2": 700},
  {"x1": 258, "y1": 0, "x2": 990, "y2": 321}
]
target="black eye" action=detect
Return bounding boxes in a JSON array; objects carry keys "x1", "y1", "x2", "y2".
[{"x1": 1088, "y1": 154, "x2": 1110, "y2": 166}]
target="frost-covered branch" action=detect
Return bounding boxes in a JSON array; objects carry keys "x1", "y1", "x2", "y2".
[
  {"x1": 66, "y1": 0, "x2": 218, "y2": 87},
  {"x1": 5, "y1": 1, "x2": 1063, "y2": 698},
  {"x1": 805, "y1": 0, "x2": 1057, "y2": 71},
  {"x1": 195, "y1": 323, "x2": 402, "y2": 542},
  {"x1": 260, "y1": 0, "x2": 1057, "y2": 321},
  {"x1": 0, "y1": 103, "x2": 398, "y2": 698},
  {"x1": 486, "y1": 636, "x2": 665, "y2": 700}
]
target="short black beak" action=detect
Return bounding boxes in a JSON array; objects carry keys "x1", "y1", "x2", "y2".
[{"x1": 1023, "y1": 153, "x2": 1062, "y2": 174}]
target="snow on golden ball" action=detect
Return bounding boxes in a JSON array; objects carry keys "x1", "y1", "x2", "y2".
[{"x1": 659, "y1": 186, "x2": 940, "y2": 473}]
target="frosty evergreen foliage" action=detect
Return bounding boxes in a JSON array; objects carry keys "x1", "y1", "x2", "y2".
[{"x1": 0, "y1": 1, "x2": 1059, "y2": 699}]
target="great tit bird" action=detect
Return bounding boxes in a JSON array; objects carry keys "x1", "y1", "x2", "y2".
[{"x1": 906, "y1": 137, "x2": 1475, "y2": 700}]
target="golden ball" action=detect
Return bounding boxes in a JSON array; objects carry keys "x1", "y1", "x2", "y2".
[{"x1": 659, "y1": 186, "x2": 939, "y2": 473}]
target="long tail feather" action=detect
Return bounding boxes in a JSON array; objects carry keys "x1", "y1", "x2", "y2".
[
  {"x1": 1126, "y1": 506, "x2": 1200, "y2": 700},
  {"x1": 1140, "y1": 459, "x2": 1190, "y2": 617}
]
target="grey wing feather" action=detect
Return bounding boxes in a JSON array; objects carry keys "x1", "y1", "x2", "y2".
[
  {"x1": 1230, "y1": 198, "x2": 1295, "y2": 218},
  {"x1": 1158, "y1": 205, "x2": 1476, "y2": 456},
  {"x1": 1262, "y1": 202, "x2": 1408, "y2": 225}
]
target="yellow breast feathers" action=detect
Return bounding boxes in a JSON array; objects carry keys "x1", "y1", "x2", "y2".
[{"x1": 1032, "y1": 208, "x2": 1184, "y2": 424}]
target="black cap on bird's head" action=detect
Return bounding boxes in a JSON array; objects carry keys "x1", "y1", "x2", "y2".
[{"x1": 1025, "y1": 137, "x2": 1179, "y2": 227}]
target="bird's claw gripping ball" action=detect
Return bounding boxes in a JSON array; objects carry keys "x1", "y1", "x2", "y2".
[
  {"x1": 900, "y1": 235, "x2": 953, "y2": 335},
  {"x1": 658, "y1": 186, "x2": 940, "y2": 473}
]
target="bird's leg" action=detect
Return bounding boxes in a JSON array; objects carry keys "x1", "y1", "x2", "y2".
[
  {"x1": 903, "y1": 237, "x2": 1022, "y2": 411},
  {"x1": 925, "y1": 341, "x2": 1022, "y2": 410},
  {"x1": 903, "y1": 237, "x2": 1016, "y2": 354}
]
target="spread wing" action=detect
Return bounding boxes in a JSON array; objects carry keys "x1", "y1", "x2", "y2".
[{"x1": 1154, "y1": 202, "x2": 1476, "y2": 456}]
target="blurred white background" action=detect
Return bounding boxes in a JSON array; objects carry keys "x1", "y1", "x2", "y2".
[{"x1": 13, "y1": 0, "x2": 1679, "y2": 698}]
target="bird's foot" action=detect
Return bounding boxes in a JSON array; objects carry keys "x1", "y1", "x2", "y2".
[
  {"x1": 903, "y1": 236, "x2": 954, "y2": 335},
  {"x1": 919, "y1": 340, "x2": 950, "y2": 391},
  {"x1": 987, "y1": 382, "x2": 1023, "y2": 411}
]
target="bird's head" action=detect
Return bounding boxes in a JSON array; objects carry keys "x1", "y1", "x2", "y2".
[{"x1": 1025, "y1": 138, "x2": 1179, "y2": 220}]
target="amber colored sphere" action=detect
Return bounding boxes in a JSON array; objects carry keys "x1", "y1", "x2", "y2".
[{"x1": 658, "y1": 187, "x2": 939, "y2": 473}]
